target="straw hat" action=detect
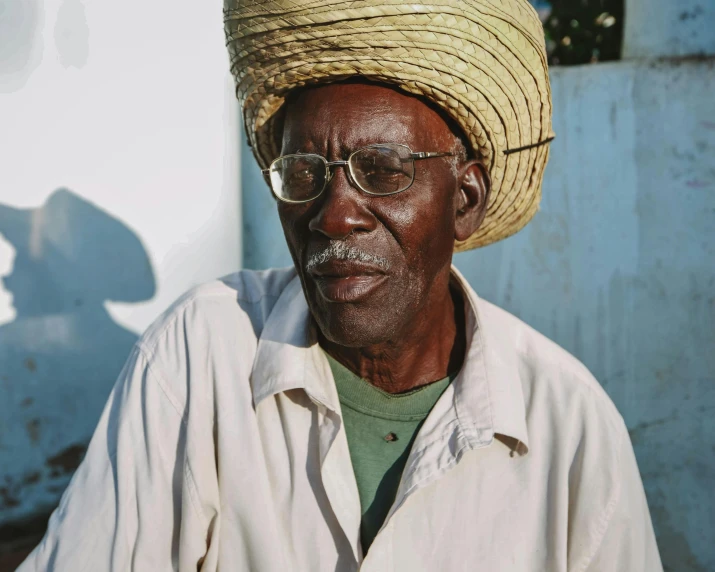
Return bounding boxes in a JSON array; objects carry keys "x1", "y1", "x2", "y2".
[{"x1": 224, "y1": 0, "x2": 554, "y2": 250}]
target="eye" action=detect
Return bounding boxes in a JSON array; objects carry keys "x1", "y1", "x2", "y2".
[
  {"x1": 366, "y1": 162, "x2": 404, "y2": 175},
  {"x1": 363, "y1": 168, "x2": 404, "y2": 182},
  {"x1": 286, "y1": 168, "x2": 315, "y2": 183},
  {"x1": 356, "y1": 156, "x2": 407, "y2": 177},
  {"x1": 350, "y1": 145, "x2": 414, "y2": 195}
]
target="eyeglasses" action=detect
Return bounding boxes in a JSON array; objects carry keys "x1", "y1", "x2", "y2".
[{"x1": 261, "y1": 143, "x2": 456, "y2": 204}]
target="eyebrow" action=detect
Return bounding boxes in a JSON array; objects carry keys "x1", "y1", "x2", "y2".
[{"x1": 284, "y1": 141, "x2": 414, "y2": 158}]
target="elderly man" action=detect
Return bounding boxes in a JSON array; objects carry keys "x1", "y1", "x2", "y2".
[{"x1": 20, "y1": 1, "x2": 662, "y2": 571}]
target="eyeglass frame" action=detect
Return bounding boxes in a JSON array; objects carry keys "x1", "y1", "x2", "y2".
[{"x1": 261, "y1": 143, "x2": 456, "y2": 204}]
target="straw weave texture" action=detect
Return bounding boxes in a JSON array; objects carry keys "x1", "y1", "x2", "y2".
[{"x1": 224, "y1": 0, "x2": 553, "y2": 250}]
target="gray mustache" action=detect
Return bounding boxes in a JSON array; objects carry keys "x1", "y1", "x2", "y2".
[{"x1": 305, "y1": 242, "x2": 390, "y2": 272}]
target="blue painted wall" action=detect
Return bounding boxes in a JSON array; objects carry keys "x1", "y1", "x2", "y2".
[
  {"x1": 0, "y1": 190, "x2": 155, "y2": 528},
  {"x1": 240, "y1": 59, "x2": 715, "y2": 571},
  {"x1": 624, "y1": 0, "x2": 715, "y2": 59}
]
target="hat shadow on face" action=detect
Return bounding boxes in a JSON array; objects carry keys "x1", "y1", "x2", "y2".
[{"x1": 0, "y1": 188, "x2": 156, "y2": 525}]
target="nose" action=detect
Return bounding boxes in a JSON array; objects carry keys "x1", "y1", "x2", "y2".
[{"x1": 308, "y1": 163, "x2": 377, "y2": 240}]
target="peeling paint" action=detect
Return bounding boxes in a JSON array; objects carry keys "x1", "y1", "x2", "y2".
[
  {"x1": 24, "y1": 419, "x2": 40, "y2": 444},
  {"x1": 46, "y1": 444, "x2": 87, "y2": 474},
  {"x1": 685, "y1": 179, "x2": 711, "y2": 188},
  {"x1": 679, "y1": 6, "x2": 704, "y2": 22},
  {"x1": 628, "y1": 413, "x2": 679, "y2": 445},
  {"x1": 0, "y1": 479, "x2": 20, "y2": 510},
  {"x1": 23, "y1": 357, "x2": 36, "y2": 373},
  {"x1": 22, "y1": 472, "x2": 40, "y2": 486}
]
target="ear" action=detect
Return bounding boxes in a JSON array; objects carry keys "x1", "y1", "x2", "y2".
[{"x1": 454, "y1": 160, "x2": 490, "y2": 242}]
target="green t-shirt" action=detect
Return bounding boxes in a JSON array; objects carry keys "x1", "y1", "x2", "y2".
[{"x1": 325, "y1": 352, "x2": 454, "y2": 553}]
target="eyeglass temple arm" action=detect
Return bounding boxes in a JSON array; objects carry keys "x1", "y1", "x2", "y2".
[{"x1": 410, "y1": 151, "x2": 455, "y2": 161}]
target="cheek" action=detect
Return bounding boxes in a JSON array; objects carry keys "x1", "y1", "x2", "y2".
[
  {"x1": 378, "y1": 180, "x2": 456, "y2": 263},
  {"x1": 277, "y1": 204, "x2": 311, "y2": 256}
]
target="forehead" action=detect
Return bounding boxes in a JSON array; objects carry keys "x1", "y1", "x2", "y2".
[{"x1": 280, "y1": 82, "x2": 454, "y2": 153}]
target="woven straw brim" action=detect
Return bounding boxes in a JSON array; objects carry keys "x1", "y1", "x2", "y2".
[{"x1": 225, "y1": 0, "x2": 553, "y2": 251}]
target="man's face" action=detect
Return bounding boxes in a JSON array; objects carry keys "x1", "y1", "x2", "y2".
[{"x1": 277, "y1": 82, "x2": 471, "y2": 347}]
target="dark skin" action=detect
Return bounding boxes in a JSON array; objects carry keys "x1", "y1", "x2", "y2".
[{"x1": 277, "y1": 82, "x2": 490, "y2": 393}]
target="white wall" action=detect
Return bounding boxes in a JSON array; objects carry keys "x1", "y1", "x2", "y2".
[
  {"x1": 0, "y1": 0, "x2": 241, "y2": 526},
  {"x1": 0, "y1": 0, "x2": 241, "y2": 334}
]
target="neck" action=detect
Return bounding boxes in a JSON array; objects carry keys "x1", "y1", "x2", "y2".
[{"x1": 320, "y1": 278, "x2": 466, "y2": 394}]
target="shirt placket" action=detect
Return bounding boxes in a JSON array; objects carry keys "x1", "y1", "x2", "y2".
[
  {"x1": 358, "y1": 391, "x2": 493, "y2": 571},
  {"x1": 310, "y1": 394, "x2": 364, "y2": 569}
]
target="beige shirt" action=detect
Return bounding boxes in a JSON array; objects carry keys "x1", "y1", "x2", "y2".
[{"x1": 19, "y1": 267, "x2": 662, "y2": 571}]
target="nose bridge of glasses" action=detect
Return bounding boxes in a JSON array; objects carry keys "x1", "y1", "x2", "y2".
[
  {"x1": 325, "y1": 159, "x2": 355, "y2": 186},
  {"x1": 310, "y1": 157, "x2": 377, "y2": 238},
  {"x1": 326, "y1": 159, "x2": 349, "y2": 167}
]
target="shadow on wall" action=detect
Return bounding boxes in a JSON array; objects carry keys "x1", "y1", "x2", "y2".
[{"x1": 0, "y1": 189, "x2": 155, "y2": 538}]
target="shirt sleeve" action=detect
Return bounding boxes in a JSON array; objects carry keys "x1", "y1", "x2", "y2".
[
  {"x1": 17, "y1": 344, "x2": 210, "y2": 572},
  {"x1": 581, "y1": 430, "x2": 663, "y2": 572}
]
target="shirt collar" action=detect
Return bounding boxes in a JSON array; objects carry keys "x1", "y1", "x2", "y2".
[
  {"x1": 250, "y1": 275, "x2": 339, "y2": 410},
  {"x1": 251, "y1": 266, "x2": 529, "y2": 454},
  {"x1": 450, "y1": 266, "x2": 529, "y2": 454}
]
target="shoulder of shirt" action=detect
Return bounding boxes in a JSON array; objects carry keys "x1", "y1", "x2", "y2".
[
  {"x1": 137, "y1": 266, "x2": 297, "y2": 359},
  {"x1": 475, "y1": 296, "x2": 626, "y2": 435}
]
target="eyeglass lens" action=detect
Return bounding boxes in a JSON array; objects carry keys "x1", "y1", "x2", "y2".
[
  {"x1": 269, "y1": 155, "x2": 328, "y2": 203},
  {"x1": 350, "y1": 145, "x2": 414, "y2": 196},
  {"x1": 268, "y1": 144, "x2": 415, "y2": 202}
]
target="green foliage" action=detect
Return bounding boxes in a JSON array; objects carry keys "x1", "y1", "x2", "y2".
[{"x1": 531, "y1": 0, "x2": 624, "y2": 65}]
